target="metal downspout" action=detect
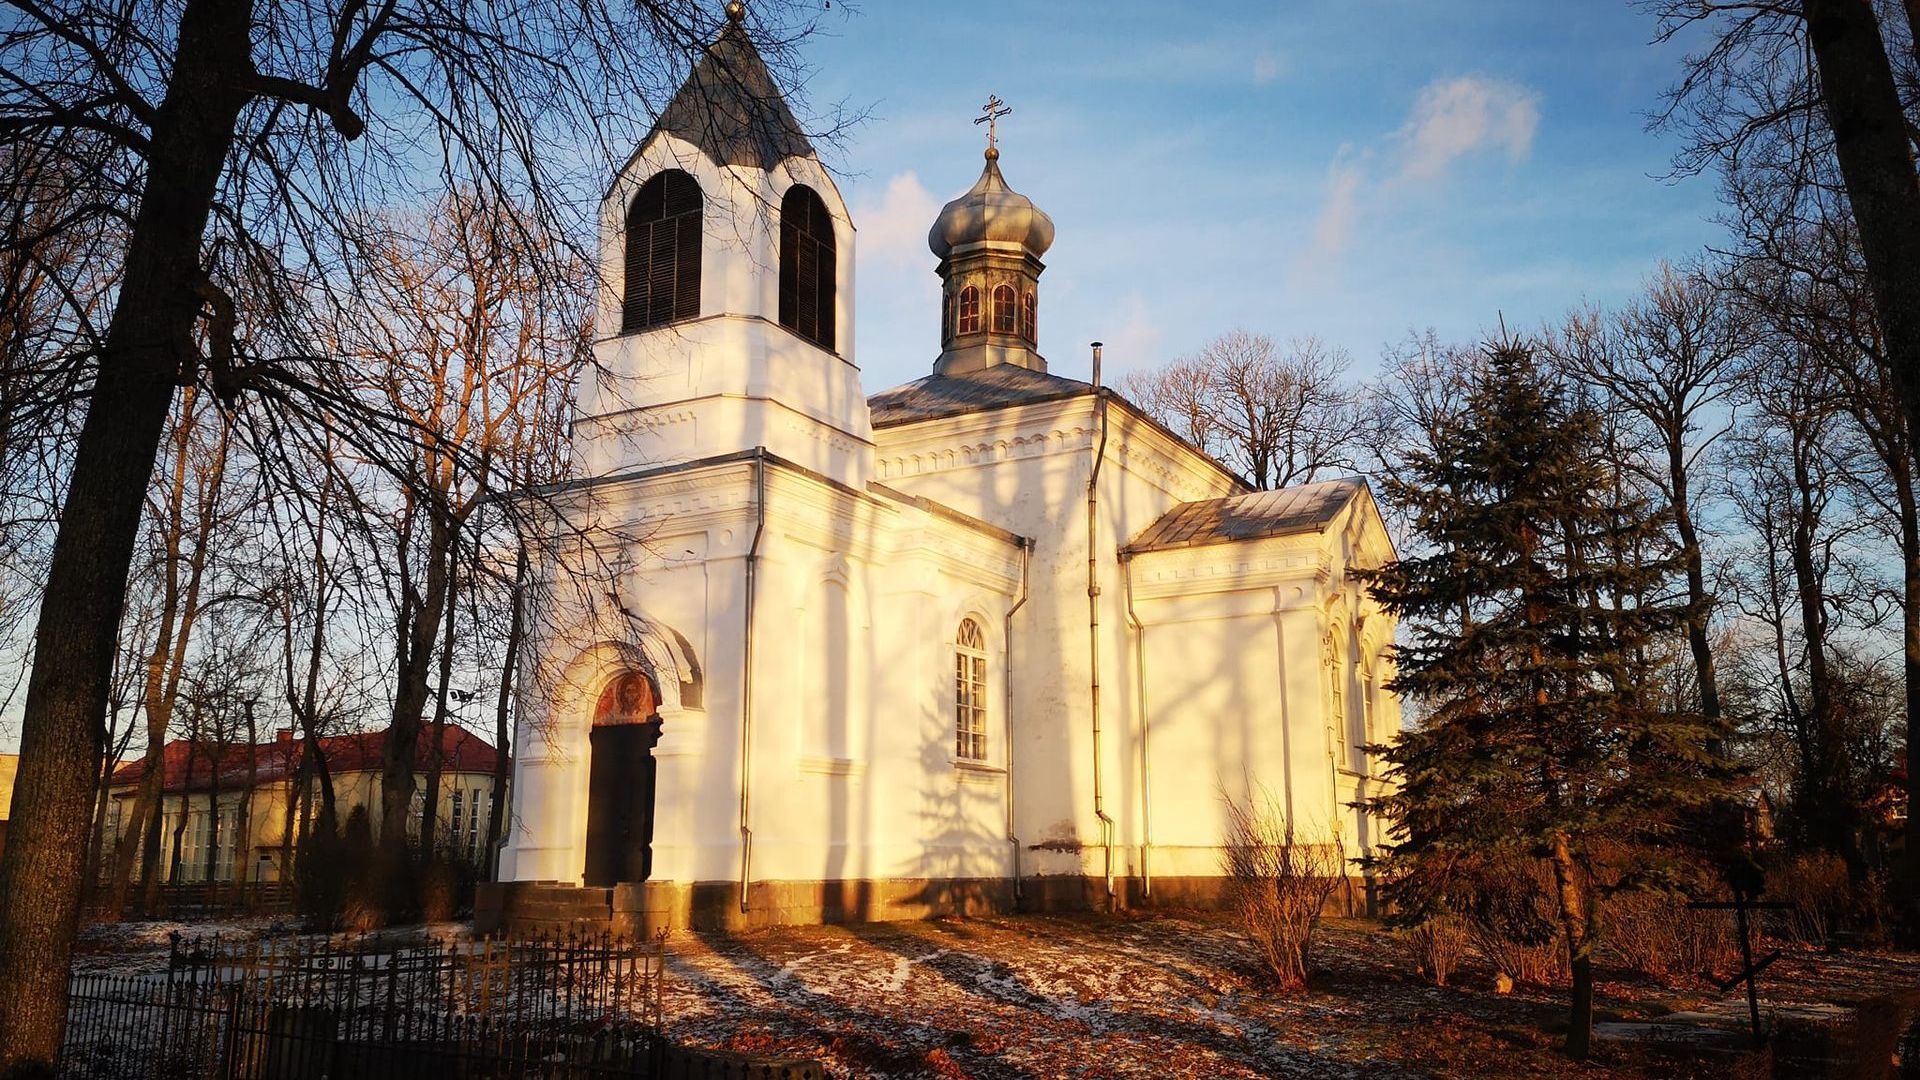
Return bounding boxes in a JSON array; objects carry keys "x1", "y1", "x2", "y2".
[
  {"x1": 1005, "y1": 540, "x2": 1031, "y2": 906},
  {"x1": 739, "y1": 451, "x2": 767, "y2": 914},
  {"x1": 1087, "y1": 343, "x2": 1116, "y2": 907},
  {"x1": 1122, "y1": 552, "x2": 1151, "y2": 900}
]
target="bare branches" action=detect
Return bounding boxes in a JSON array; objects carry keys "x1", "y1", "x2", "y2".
[{"x1": 1124, "y1": 331, "x2": 1370, "y2": 490}]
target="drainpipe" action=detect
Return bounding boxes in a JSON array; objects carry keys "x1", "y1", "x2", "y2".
[
  {"x1": 1005, "y1": 539, "x2": 1030, "y2": 906},
  {"x1": 739, "y1": 451, "x2": 768, "y2": 914},
  {"x1": 1087, "y1": 343, "x2": 1116, "y2": 907},
  {"x1": 1122, "y1": 552, "x2": 1151, "y2": 901}
]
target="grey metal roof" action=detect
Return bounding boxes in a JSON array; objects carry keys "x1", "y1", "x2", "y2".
[
  {"x1": 867, "y1": 366, "x2": 1093, "y2": 428},
  {"x1": 649, "y1": 18, "x2": 813, "y2": 171},
  {"x1": 1125, "y1": 477, "x2": 1365, "y2": 554}
]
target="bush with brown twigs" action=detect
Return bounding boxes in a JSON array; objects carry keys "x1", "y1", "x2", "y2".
[
  {"x1": 1601, "y1": 889, "x2": 1739, "y2": 985},
  {"x1": 1399, "y1": 914, "x2": 1471, "y2": 987},
  {"x1": 1765, "y1": 850, "x2": 1852, "y2": 948},
  {"x1": 1457, "y1": 857, "x2": 1570, "y2": 990},
  {"x1": 1221, "y1": 790, "x2": 1344, "y2": 992}
]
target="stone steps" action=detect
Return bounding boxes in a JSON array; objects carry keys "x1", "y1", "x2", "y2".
[{"x1": 479, "y1": 883, "x2": 615, "y2": 937}]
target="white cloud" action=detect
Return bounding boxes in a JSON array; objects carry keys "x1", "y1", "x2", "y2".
[
  {"x1": 1100, "y1": 293, "x2": 1166, "y2": 375},
  {"x1": 1307, "y1": 147, "x2": 1364, "y2": 266},
  {"x1": 1252, "y1": 48, "x2": 1287, "y2": 86},
  {"x1": 1297, "y1": 75, "x2": 1540, "y2": 270},
  {"x1": 1395, "y1": 76, "x2": 1540, "y2": 183},
  {"x1": 853, "y1": 171, "x2": 941, "y2": 271}
]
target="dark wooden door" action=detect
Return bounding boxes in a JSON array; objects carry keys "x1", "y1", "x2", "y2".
[{"x1": 584, "y1": 672, "x2": 662, "y2": 888}]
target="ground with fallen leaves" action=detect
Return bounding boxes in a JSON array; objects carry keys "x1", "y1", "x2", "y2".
[
  {"x1": 73, "y1": 909, "x2": 1920, "y2": 1078},
  {"x1": 654, "y1": 911, "x2": 1920, "y2": 1078}
]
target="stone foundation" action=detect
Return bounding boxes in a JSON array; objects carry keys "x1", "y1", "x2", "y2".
[{"x1": 475, "y1": 873, "x2": 1380, "y2": 938}]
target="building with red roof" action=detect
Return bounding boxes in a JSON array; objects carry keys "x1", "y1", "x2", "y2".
[{"x1": 104, "y1": 724, "x2": 508, "y2": 885}]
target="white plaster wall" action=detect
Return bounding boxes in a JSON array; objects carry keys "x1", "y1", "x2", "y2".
[
  {"x1": 575, "y1": 132, "x2": 872, "y2": 488},
  {"x1": 499, "y1": 460, "x2": 1023, "y2": 890},
  {"x1": 874, "y1": 404, "x2": 1400, "y2": 885},
  {"x1": 870, "y1": 396, "x2": 1246, "y2": 882}
]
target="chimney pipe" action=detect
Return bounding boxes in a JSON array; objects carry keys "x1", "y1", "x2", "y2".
[{"x1": 1090, "y1": 341, "x2": 1103, "y2": 389}]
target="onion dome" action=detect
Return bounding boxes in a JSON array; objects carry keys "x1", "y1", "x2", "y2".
[{"x1": 928, "y1": 150, "x2": 1056, "y2": 261}]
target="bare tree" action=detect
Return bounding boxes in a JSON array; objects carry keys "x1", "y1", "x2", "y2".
[
  {"x1": 1547, "y1": 263, "x2": 1746, "y2": 732},
  {"x1": 1125, "y1": 331, "x2": 1369, "y2": 489},
  {"x1": 1649, "y1": 1, "x2": 1920, "y2": 429},
  {"x1": 1725, "y1": 320, "x2": 1874, "y2": 871},
  {"x1": 106, "y1": 387, "x2": 234, "y2": 916},
  {"x1": 0, "y1": 0, "x2": 843, "y2": 1058},
  {"x1": 333, "y1": 192, "x2": 585, "y2": 874}
]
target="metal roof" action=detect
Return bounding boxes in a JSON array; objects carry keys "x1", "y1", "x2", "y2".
[
  {"x1": 647, "y1": 17, "x2": 813, "y2": 171},
  {"x1": 1125, "y1": 477, "x2": 1365, "y2": 554},
  {"x1": 867, "y1": 366, "x2": 1093, "y2": 428}
]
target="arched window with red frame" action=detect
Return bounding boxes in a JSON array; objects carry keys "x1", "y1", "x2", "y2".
[
  {"x1": 1020, "y1": 291, "x2": 1036, "y2": 342},
  {"x1": 993, "y1": 284, "x2": 1016, "y2": 333},
  {"x1": 957, "y1": 285, "x2": 981, "y2": 335}
]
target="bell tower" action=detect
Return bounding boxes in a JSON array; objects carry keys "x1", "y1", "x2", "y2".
[
  {"x1": 574, "y1": 2, "x2": 870, "y2": 486},
  {"x1": 927, "y1": 99, "x2": 1056, "y2": 376}
]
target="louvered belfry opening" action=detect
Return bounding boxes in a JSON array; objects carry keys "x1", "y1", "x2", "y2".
[
  {"x1": 778, "y1": 184, "x2": 836, "y2": 351},
  {"x1": 622, "y1": 169, "x2": 703, "y2": 333}
]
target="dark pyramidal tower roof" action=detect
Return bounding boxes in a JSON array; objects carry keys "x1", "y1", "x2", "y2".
[{"x1": 649, "y1": 2, "x2": 813, "y2": 169}]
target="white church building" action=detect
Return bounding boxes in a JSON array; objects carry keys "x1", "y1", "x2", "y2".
[{"x1": 480, "y1": 7, "x2": 1400, "y2": 935}]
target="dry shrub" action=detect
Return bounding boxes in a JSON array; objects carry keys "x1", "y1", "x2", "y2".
[
  {"x1": 1399, "y1": 915, "x2": 1470, "y2": 987},
  {"x1": 420, "y1": 860, "x2": 461, "y2": 924},
  {"x1": 1602, "y1": 889, "x2": 1739, "y2": 985},
  {"x1": 1470, "y1": 925, "x2": 1569, "y2": 988},
  {"x1": 1221, "y1": 789, "x2": 1344, "y2": 992},
  {"x1": 1460, "y1": 857, "x2": 1569, "y2": 989},
  {"x1": 419, "y1": 846, "x2": 481, "y2": 923},
  {"x1": 1765, "y1": 851, "x2": 1851, "y2": 948}
]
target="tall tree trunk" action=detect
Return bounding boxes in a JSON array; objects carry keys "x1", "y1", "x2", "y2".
[
  {"x1": 204, "y1": 752, "x2": 221, "y2": 890},
  {"x1": 420, "y1": 544, "x2": 462, "y2": 859},
  {"x1": 111, "y1": 392, "x2": 202, "y2": 915},
  {"x1": 82, "y1": 705, "x2": 127, "y2": 907},
  {"x1": 280, "y1": 746, "x2": 302, "y2": 882},
  {"x1": 1549, "y1": 831, "x2": 1594, "y2": 1060},
  {"x1": 1787, "y1": 439, "x2": 1858, "y2": 874},
  {"x1": 383, "y1": 505, "x2": 451, "y2": 856},
  {"x1": 486, "y1": 547, "x2": 528, "y2": 879},
  {"x1": 169, "y1": 721, "x2": 201, "y2": 888},
  {"x1": 1898, "y1": 469, "x2": 1920, "y2": 925},
  {"x1": 1668, "y1": 440, "x2": 1722, "y2": 727},
  {"x1": 1805, "y1": 0, "x2": 1920, "y2": 454}
]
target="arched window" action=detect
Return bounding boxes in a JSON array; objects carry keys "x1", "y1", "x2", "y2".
[
  {"x1": 779, "y1": 184, "x2": 836, "y2": 350},
  {"x1": 954, "y1": 618, "x2": 988, "y2": 761},
  {"x1": 992, "y1": 284, "x2": 1016, "y2": 333},
  {"x1": 1327, "y1": 638, "x2": 1346, "y2": 761},
  {"x1": 593, "y1": 671, "x2": 660, "y2": 727},
  {"x1": 1360, "y1": 669, "x2": 1377, "y2": 770},
  {"x1": 1020, "y1": 291, "x2": 1037, "y2": 342},
  {"x1": 957, "y1": 285, "x2": 981, "y2": 335},
  {"x1": 622, "y1": 170, "x2": 702, "y2": 333}
]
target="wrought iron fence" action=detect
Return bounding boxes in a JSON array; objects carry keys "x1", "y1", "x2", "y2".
[{"x1": 61, "y1": 930, "x2": 673, "y2": 1079}]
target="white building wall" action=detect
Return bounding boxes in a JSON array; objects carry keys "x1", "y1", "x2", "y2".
[
  {"x1": 499, "y1": 459, "x2": 1023, "y2": 892},
  {"x1": 574, "y1": 133, "x2": 871, "y2": 489}
]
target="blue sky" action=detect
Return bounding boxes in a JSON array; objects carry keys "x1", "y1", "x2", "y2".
[{"x1": 784, "y1": 1, "x2": 1721, "y2": 390}]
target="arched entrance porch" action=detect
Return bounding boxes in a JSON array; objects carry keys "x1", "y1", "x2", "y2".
[{"x1": 584, "y1": 671, "x2": 664, "y2": 887}]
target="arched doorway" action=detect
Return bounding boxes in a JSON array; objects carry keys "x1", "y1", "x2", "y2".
[{"x1": 584, "y1": 671, "x2": 663, "y2": 887}]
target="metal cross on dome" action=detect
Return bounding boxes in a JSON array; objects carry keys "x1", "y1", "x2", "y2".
[{"x1": 974, "y1": 94, "x2": 1012, "y2": 152}]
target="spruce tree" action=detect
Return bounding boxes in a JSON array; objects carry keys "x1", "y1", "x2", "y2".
[{"x1": 1364, "y1": 339, "x2": 1737, "y2": 1059}]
